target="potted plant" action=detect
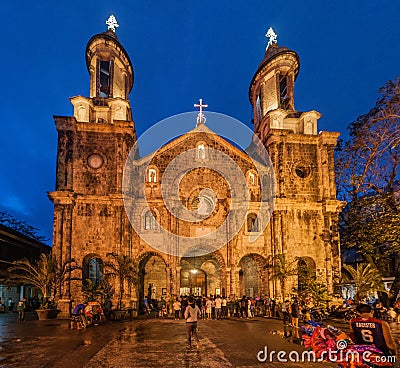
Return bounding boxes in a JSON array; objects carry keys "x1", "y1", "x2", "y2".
[{"x1": 7, "y1": 254, "x2": 59, "y2": 319}]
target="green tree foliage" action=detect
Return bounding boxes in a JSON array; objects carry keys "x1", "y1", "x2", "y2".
[
  {"x1": 271, "y1": 253, "x2": 297, "y2": 300},
  {"x1": 342, "y1": 263, "x2": 385, "y2": 302},
  {"x1": 82, "y1": 278, "x2": 113, "y2": 304},
  {"x1": 104, "y1": 253, "x2": 137, "y2": 309},
  {"x1": 300, "y1": 279, "x2": 331, "y2": 308},
  {"x1": 336, "y1": 76, "x2": 400, "y2": 273}
]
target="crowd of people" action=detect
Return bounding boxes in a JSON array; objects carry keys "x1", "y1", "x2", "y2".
[{"x1": 143, "y1": 294, "x2": 313, "y2": 321}]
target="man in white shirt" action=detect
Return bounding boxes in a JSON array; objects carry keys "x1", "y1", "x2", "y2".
[
  {"x1": 184, "y1": 297, "x2": 201, "y2": 349},
  {"x1": 215, "y1": 296, "x2": 222, "y2": 320}
]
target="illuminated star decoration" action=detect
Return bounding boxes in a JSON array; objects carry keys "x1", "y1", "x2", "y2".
[
  {"x1": 106, "y1": 15, "x2": 119, "y2": 32},
  {"x1": 265, "y1": 27, "x2": 278, "y2": 50}
]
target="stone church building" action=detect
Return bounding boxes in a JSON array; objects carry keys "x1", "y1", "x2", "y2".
[{"x1": 48, "y1": 22, "x2": 343, "y2": 311}]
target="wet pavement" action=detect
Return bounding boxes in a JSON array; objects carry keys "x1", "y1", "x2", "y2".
[{"x1": 0, "y1": 313, "x2": 399, "y2": 367}]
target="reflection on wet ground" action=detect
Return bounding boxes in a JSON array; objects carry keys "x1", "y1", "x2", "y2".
[{"x1": 6, "y1": 314, "x2": 395, "y2": 367}]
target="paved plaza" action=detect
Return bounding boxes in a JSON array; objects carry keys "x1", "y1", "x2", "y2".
[{"x1": 1, "y1": 313, "x2": 399, "y2": 367}]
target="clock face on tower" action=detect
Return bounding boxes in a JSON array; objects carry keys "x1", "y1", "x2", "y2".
[{"x1": 87, "y1": 153, "x2": 104, "y2": 169}]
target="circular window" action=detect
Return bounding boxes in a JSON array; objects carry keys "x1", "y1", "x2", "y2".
[
  {"x1": 87, "y1": 154, "x2": 104, "y2": 169},
  {"x1": 293, "y1": 163, "x2": 311, "y2": 179}
]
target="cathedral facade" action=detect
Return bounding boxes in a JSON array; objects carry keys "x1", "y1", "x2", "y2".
[{"x1": 48, "y1": 23, "x2": 344, "y2": 311}]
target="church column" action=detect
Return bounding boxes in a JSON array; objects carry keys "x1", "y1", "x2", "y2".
[
  {"x1": 225, "y1": 267, "x2": 231, "y2": 296},
  {"x1": 165, "y1": 267, "x2": 172, "y2": 295},
  {"x1": 57, "y1": 203, "x2": 74, "y2": 319},
  {"x1": 327, "y1": 145, "x2": 337, "y2": 199},
  {"x1": 230, "y1": 267, "x2": 238, "y2": 296},
  {"x1": 53, "y1": 204, "x2": 64, "y2": 297},
  {"x1": 287, "y1": 71, "x2": 295, "y2": 110},
  {"x1": 322, "y1": 218, "x2": 333, "y2": 294},
  {"x1": 175, "y1": 266, "x2": 181, "y2": 295}
]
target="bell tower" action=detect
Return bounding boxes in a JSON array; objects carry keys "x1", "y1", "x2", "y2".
[
  {"x1": 70, "y1": 15, "x2": 134, "y2": 125},
  {"x1": 249, "y1": 27, "x2": 320, "y2": 142},
  {"x1": 249, "y1": 28, "x2": 344, "y2": 294},
  {"x1": 49, "y1": 16, "x2": 137, "y2": 314}
]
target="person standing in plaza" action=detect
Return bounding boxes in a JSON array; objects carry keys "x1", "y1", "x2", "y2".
[
  {"x1": 205, "y1": 297, "x2": 212, "y2": 319},
  {"x1": 17, "y1": 298, "x2": 26, "y2": 322},
  {"x1": 173, "y1": 297, "x2": 181, "y2": 320},
  {"x1": 290, "y1": 299, "x2": 300, "y2": 328},
  {"x1": 184, "y1": 296, "x2": 201, "y2": 350},
  {"x1": 282, "y1": 300, "x2": 290, "y2": 325},
  {"x1": 215, "y1": 295, "x2": 222, "y2": 320},
  {"x1": 221, "y1": 296, "x2": 227, "y2": 318},
  {"x1": 8, "y1": 297, "x2": 14, "y2": 312}
]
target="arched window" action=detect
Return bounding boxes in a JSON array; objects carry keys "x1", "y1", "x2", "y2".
[
  {"x1": 82, "y1": 256, "x2": 103, "y2": 286},
  {"x1": 256, "y1": 93, "x2": 263, "y2": 120},
  {"x1": 197, "y1": 144, "x2": 206, "y2": 159},
  {"x1": 247, "y1": 213, "x2": 259, "y2": 232},
  {"x1": 144, "y1": 210, "x2": 157, "y2": 230},
  {"x1": 248, "y1": 171, "x2": 256, "y2": 185},
  {"x1": 148, "y1": 168, "x2": 157, "y2": 182}
]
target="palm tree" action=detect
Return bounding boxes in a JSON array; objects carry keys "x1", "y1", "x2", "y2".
[
  {"x1": 7, "y1": 253, "x2": 57, "y2": 308},
  {"x1": 343, "y1": 263, "x2": 385, "y2": 302},
  {"x1": 300, "y1": 279, "x2": 331, "y2": 307},
  {"x1": 271, "y1": 253, "x2": 298, "y2": 300},
  {"x1": 104, "y1": 253, "x2": 137, "y2": 309}
]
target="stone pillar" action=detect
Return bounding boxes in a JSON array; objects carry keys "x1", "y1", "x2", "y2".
[
  {"x1": 165, "y1": 267, "x2": 172, "y2": 295},
  {"x1": 322, "y1": 229, "x2": 333, "y2": 294},
  {"x1": 230, "y1": 267, "x2": 239, "y2": 297},
  {"x1": 175, "y1": 266, "x2": 181, "y2": 295},
  {"x1": 225, "y1": 268, "x2": 231, "y2": 296},
  {"x1": 57, "y1": 299, "x2": 72, "y2": 319}
]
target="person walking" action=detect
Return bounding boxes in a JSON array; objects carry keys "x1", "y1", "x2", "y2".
[{"x1": 184, "y1": 296, "x2": 201, "y2": 350}]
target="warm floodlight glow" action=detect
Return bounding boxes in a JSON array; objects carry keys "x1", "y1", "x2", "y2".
[
  {"x1": 106, "y1": 15, "x2": 119, "y2": 32},
  {"x1": 190, "y1": 269, "x2": 198, "y2": 274}
]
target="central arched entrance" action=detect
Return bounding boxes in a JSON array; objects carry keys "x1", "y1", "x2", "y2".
[
  {"x1": 180, "y1": 268, "x2": 206, "y2": 296},
  {"x1": 180, "y1": 253, "x2": 224, "y2": 297}
]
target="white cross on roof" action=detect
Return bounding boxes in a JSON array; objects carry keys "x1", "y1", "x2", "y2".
[{"x1": 194, "y1": 99, "x2": 208, "y2": 126}]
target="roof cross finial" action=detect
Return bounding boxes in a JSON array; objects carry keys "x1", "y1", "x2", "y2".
[
  {"x1": 265, "y1": 27, "x2": 278, "y2": 51},
  {"x1": 194, "y1": 99, "x2": 208, "y2": 126},
  {"x1": 106, "y1": 15, "x2": 119, "y2": 32}
]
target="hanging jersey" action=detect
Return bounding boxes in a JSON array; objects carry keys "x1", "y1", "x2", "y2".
[{"x1": 350, "y1": 317, "x2": 389, "y2": 355}]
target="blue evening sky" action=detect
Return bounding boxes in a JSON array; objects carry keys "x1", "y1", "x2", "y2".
[{"x1": 0, "y1": 1, "x2": 399, "y2": 243}]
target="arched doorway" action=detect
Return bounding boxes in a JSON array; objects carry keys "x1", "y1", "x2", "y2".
[
  {"x1": 239, "y1": 255, "x2": 258, "y2": 297},
  {"x1": 180, "y1": 253, "x2": 223, "y2": 297},
  {"x1": 138, "y1": 253, "x2": 167, "y2": 313},
  {"x1": 180, "y1": 268, "x2": 206, "y2": 296}
]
